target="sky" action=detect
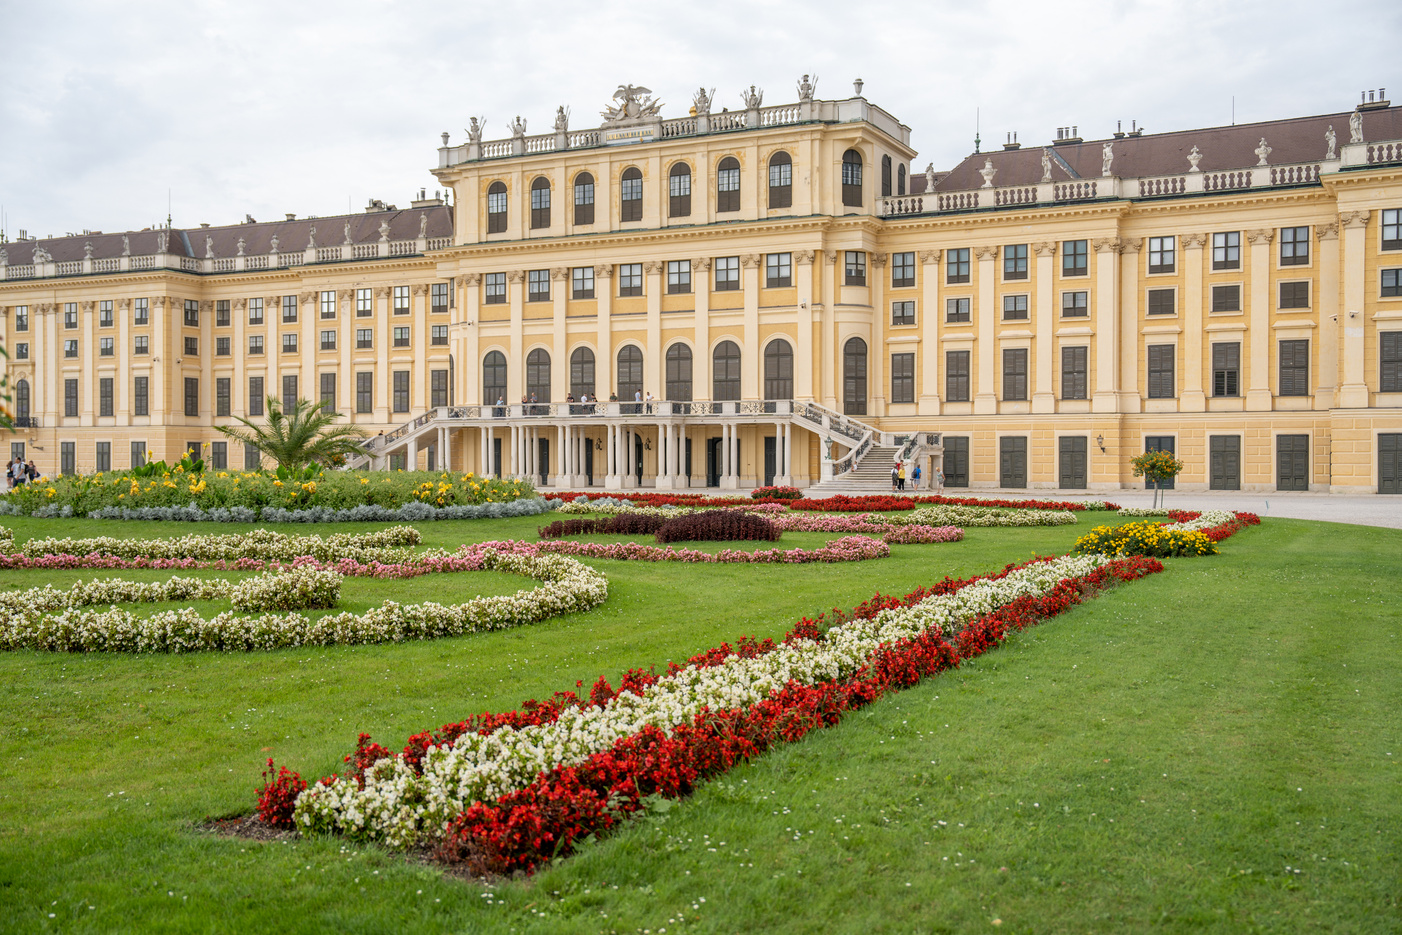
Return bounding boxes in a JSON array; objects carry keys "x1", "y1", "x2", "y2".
[{"x1": 1, "y1": 0, "x2": 1398, "y2": 239}]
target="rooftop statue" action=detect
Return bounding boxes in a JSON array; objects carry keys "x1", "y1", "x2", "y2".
[
  {"x1": 466, "y1": 117, "x2": 482, "y2": 144},
  {"x1": 741, "y1": 85, "x2": 764, "y2": 109},
  {"x1": 1350, "y1": 110, "x2": 1363, "y2": 144},
  {"x1": 692, "y1": 86, "x2": 713, "y2": 115},
  {"x1": 601, "y1": 84, "x2": 663, "y2": 123},
  {"x1": 509, "y1": 115, "x2": 527, "y2": 139},
  {"x1": 796, "y1": 74, "x2": 816, "y2": 103},
  {"x1": 553, "y1": 105, "x2": 569, "y2": 133},
  {"x1": 1325, "y1": 125, "x2": 1337, "y2": 159}
]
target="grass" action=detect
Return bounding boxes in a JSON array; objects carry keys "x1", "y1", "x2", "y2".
[{"x1": 0, "y1": 512, "x2": 1397, "y2": 933}]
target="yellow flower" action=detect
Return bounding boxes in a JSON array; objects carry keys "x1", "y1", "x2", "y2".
[
  {"x1": 360, "y1": 478, "x2": 369, "y2": 485},
  {"x1": 45, "y1": 488, "x2": 56, "y2": 498},
  {"x1": 273, "y1": 480, "x2": 283, "y2": 487}
]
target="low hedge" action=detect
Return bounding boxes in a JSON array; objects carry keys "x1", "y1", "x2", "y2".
[{"x1": 654, "y1": 511, "x2": 780, "y2": 543}]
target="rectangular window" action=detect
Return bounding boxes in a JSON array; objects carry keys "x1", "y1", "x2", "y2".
[
  {"x1": 244, "y1": 443, "x2": 261, "y2": 471},
  {"x1": 14, "y1": 343, "x2": 27, "y2": 359},
  {"x1": 210, "y1": 441, "x2": 227, "y2": 470},
  {"x1": 215, "y1": 299, "x2": 230, "y2": 327},
  {"x1": 766, "y1": 253, "x2": 792, "y2": 287},
  {"x1": 1211, "y1": 283, "x2": 1242, "y2": 312},
  {"x1": 281, "y1": 375, "x2": 297, "y2": 413},
  {"x1": 1062, "y1": 239, "x2": 1088, "y2": 276},
  {"x1": 1147, "y1": 344, "x2": 1176, "y2": 398},
  {"x1": 59, "y1": 303, "x2": 72, "y2": 330},
  {"x1": 1383, "y1": 209, "x2": 1402, "y2": 251},
  {"x1": 890, "y1": 353, "x2": 915, "y2": 403},
  {"x1": 248, "y1": 335, "x2": 264, "y2": 355},
  {"x1": 944, "y1": 436, "x2": 970, "y2": 487},
  {"x1": 431, "y1": 282, "x2": 448, "y2": 313},
  {"x1": 1383, "y1": 269, "x2": 1402, "y2": 297},
  {"x1": 133, "y1": 298, "x2": 149, "y2": 326},
  {"x1": 64, "y1": 339, "x2": 78, "y2": 358},
  {"x1": 1002, "y1": 348, "x2": 1028, "y2": 400},
  {"x1": 393, "y1": 327, "x2": 410, "y2": 347},
  {"x1": 392, "y1": 370, "x2": 410, "y2": 412},
  {"x1": 1279, "y1": 281, "x2": 1310, "y2": 309},
  {"x1": 1380, "y1": 332, "x2": 1402, "y2": 392},
  {"x1": 1061, "y1": 345, "x2": 1088, "y2": 399},
  {"x1": 247, "y1": 297, "x2": 263, "y2": 325},
  {"x1": 528, "y1": 269, "x2": 550, "y2": 302},
  {"x1": 99, "y1": 378, "x2": 113, "y2": 417},
  {"x1": 572, "y1": 266, "x2": 595, "y2": 299},
  {"x1": 320, "y1": 372, "x2": 336, "y2": 412},
  {"x1": 131, "y1": 441, "x2": 147, "y2": 468},
  {"x1": 320, "y1": 290, "x2": 336, "y2": 319},
  {"x1": 282, "y1": 295, "x2": 297, "y2": 323},
  {"x1": 1002, "y1": 294, "x2": 1028, "y2": 320},
  {"x1": 1280, "y1": 226, "x2": 1310, "y2": 265},
  {"x1": 1212, "y1": 231, "x2": 1241, "y2": 270},
  {"x1": 356, "y1": 329, "x2": 373, "y2": 349},
  {"x1": 715, "y1": 256, "x2": 740, "y2": 291},
  {"x1": 946, "y1": 248, "x2": 970, "y2": 284},
  {"x1": 184, "y1": 299, "x2": 199, "y2": 326},
  {"x1": 248, "y1": 377, "x2": 264, "y2": 416},
  {"x1": 1212, "y1": 342, "x2": 1240, "y2": 397},
  {"x1": 393, "y1": 285, "x2": 410, "y2": 315},
  {"x1": 61, "y1": 441, "x2": 75, "y2": 476},
  {"x1": 483, "y1": 272, "x2": 507, "y2": 305},
  {"x1": 844, "y1": 251, "x2": 867, "y2": 286},
  {"x1": 1148, "y1": 236, "x2": 1175, "y2": 273},
  {"x1": 666, "y1": 259, "x2": 692, "y2": 294},
  {"x1": 13, "y1": 306, "x2": 28, "y2": 331},
  {"x1": 134, "y1": 376, "x2": 149, "y2": 416},
  {"x1": 99, "y1": 337, "x2": 114, "y2": 357},
  {"x1": 184, "y1": 377, "x2": 199, "y2": 416},
  {"x1": 216, "y1": 377, "x2": 231, "y2": 416},
  {"x1": 1147, "y1": 288, "x2": 1176, "y2": 316},
  {"x1": 95, "y1": 441, "x2": 111, "y2": 473},
  {"x1": 1003, "y1": 244, "x2": 1028, "y2": 280},
  {"x1": 945, "y1": 350, "x2": 971, "y2": 401},
  {"x1": 431, "y1": 369, "x2": 449, "y2": 408},
  {"x1": 282, "y1": 333, "x2": 298, "y2": 354},
  {"x1": 619, "y1": 263, "x2": 643, "y2": 297},
  {"x1": 185, "y1": 336, "x2": 198, "y2": 356},
  {"x1": 356, "y1": 288, "x2": 372, "y2": 316},
  {"x1": 320, "y1": 330, "x2": 336, "y2": 351},
  {"x1": 892, "y1": 301, "x2": 915, "y2": 325},
  {"x1": 99, "y1": 300, "x2": 114, "y2": 327},
  {"x1": 892, "y1": 252, "x2": 915, "y2": 287},
  {"x1": 946, "y1": 297, "x2": 971, "y2": 323},
  {"x1": 1279, "y1": 339, "x2": 1310, "y2": 396},
  {"x1": 1062, "y1": 291, "x2": 1088, "y2": 317},
  {"x1": 356, "y1": 372, "x2": 373, "y2": 413},
  {"x1": 431, "y1": 324, "x2": 448, "y2": 345}
]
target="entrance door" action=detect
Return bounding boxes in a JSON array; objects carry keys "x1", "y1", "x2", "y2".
[
  {"x1": 1381, "y1": 434, "x2": 1402, "y2": 494},
  {"x1": 1209, "y1": 435, "x2": 1241, "y2": 490},
  {"x1": 492, "y1": 437, "x2": 502, "y2": 477},
  {"x1": 706, "y1": 437, "x2": 721, "y2": 487},
  {"x1": 1145, "y1": 436, "x2": 1176, "y2": 490},
  {"x1": 684, "y1": 438, "x2": 692, "y2": 486},
  {"x1": 764, "y1": 436, "x2": 777, "y2": 487},
  {"x1": 1058, "y1": 436, "x2": 1087, "y2": 489},
  {"x1": 537, "y1": 438, "x2": 550, "y2": 487},
  {"x1": 1277, "y1": 434, "x2": 1309, "y2": 491},
  {"x1": 999, "y1": 436, "x2": 1027, "y2": 488},
  {"x1": 426, "y1": 444, "x2": 436, "y2": 472},
  {"x1": 634, "y1": 436, "x2": 644, "y2": 483},
  {"x1": 583, "y1": 442, "x2": 594, "y2": 486}
]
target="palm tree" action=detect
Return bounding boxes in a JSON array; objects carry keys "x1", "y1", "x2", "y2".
[{"x1": 215, "y1": 396, "x2": 370, "y2": 471}]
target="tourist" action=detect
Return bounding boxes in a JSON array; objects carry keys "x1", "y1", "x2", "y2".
[
  {"x1": 24, "y1": 460, "x2": 37, "y2": 485},
  {"x1": 912, "y1": 462, "x2": 922, "y2": 490},
  {"x1": 897, "y1": 461, "x2": 906, "y2": 491},
  {"x1": 890, "y1": 461, "x2": 899, "y2": 491},
  {"x1": 934, "y1": 467, "x2": 945, "y2": 494},
  {"x1": 6, "y1": 458, "x2": 15, "y2": 489}
]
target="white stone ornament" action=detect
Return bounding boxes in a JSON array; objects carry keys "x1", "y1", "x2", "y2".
[
  {"x1": 509, "y1": 115, "x2": 526, "y2": 139},
  {"x1": 84, "y1": 242, "x2": 94, "y2": 259},
  {"x1": 796, "y1": 74, "x2": 815, "y2": 102},
  {"x1": 552, "y1": 106, "x2": 569, "y2": 133},
  {"x1": 1187, "y1": 145, "x2": 1203, "y2": 172},
  {"x1": 741, "y1": 85, "x2": 764, "y2": 109},
  {"x1": 1040, "y1": 148, "x2": 1053, "y2": 183},
  {"x1": 1101, "y1": 142, "x2": 1114, "y2": 177},
  {"x1": 1325, "y1": 125, "x2": 1337, "y2": 159},
  {"x1": 418, "y1": 215, "x2": 428, "y2": 239},
  {"x1": 205, "y1": 235, "x2": 214, "y2": 258},
  {"x1": 307, "y1": 227, "x2": 316, "y2": 249},
  {"x1": 925, "y1": 162, "x2": 936, "y2": 191},
  {"x1": 691, "y1": 87, "x2": 713, "y2": 115},
  {"x1": 343, "y1": 221, "x2": 352, "y2": 245},
  {"x1": 1349, "y1": 110, "x2": 1363, "y2": 143},
  {"x1": 979, "y1": 158, "x2": 997, "y2": 188},
  {"x1": 236, "y1": 237, "x2": 246, "y2": 256},
  {"x1": 601, "y1": 85, "x2": 662, "y2": 122},
  {"x1": 1254, "y1": 137, "x2": 1272, "y2": 166},
  {"x1": 466, "y1": 117, "x2": 482, "y2": 144},
  {"x1": 122, "y1": 235, "x2": 130, "y2": 256},
  {"x1": 270, "y1": 235, "x2": 279, "y2": 254},
  {"x1": 156, "y1": 231, "x2": 168, "y2": 253},
  {"x1": 378, "y1": 220, "x2": 391, "y2": 243}
]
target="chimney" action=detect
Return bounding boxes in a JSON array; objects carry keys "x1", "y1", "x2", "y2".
[{"x1": 285, "y1": 213, "x2": 296, "y2": 221}]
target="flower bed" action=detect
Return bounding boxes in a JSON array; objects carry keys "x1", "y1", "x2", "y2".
[
  {"x1": 750, "y1": 485, "x2": 803, "y2": 500},
  {"x1": 7, "y1": 525, "x2": 422, "y2": 564},
  {"x1": 903, "y1": 505, "x2": 1076, "y2": 527},
  {"x1": 880, "y1": 524, "x2": 964, "y2": 544},
  {"x1": 790, "y1": 494, "x2": 1119, "y2": 513},
  {"x1": 533, "y1": 535, "x2": 890, "y2": 564},
  {"x1": 67, "y1": 496, "x2": 560, "y2": 524},
  {"x1": 1074, "y1": 510, "x2": 1260, "y2": 557},
  {"x1": 654, "y1": 511, "x2": 779, "y2": 543}
]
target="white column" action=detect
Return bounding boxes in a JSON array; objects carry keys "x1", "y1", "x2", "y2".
[
  {"x1": 1091, "y1": 238, "x2": 1122, "y2": 413},
  {"x1": 1246, "y1": 229, "x2": 1275, "y2": 410},
  {"x1": 407, "y1": 436, "x2": 417, "y2": 472},
  {"x1": 656, "y1": 421, "x2": 672, "y2": 489},
  {"x1": 606, "y1": 422, "x2": 619, "y2": 488},
  {"x1": 1338, "y1": 211, "x2": 1369, "y2": 408},
  {"x1": 973, "y1": 245, "x2": 998, "y2": 414}
]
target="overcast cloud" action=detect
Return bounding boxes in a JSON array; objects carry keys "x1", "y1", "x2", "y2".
[{"x1": 1, "y1": 0, "x2": 1398, "y2": 237}]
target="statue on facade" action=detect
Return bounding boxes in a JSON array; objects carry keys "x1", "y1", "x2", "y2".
[
  {"x1": 796, "y1": 74, "x2": 816, "y2": 102},
  {"x1": 979, "y1": 158, "x2": 997, "y2": 188},
  {"x1": 924, "y1": 162, "x2": 936, "y2": 192},
  {"x1": 1101, "y1": 141, "x2": 1114, "y2": 177},
  {"x1": 270, "y1": 235, "x2": 279, "y2": 254},
  {"x1": 1040, "y1": 148, "x2": 1053, "y2": 183},
  {"x1": 692, "y1": 86, "x2": 713, "y2": 115},
  {"x1": 1349, "y1": 109, "x2": 1363, "y2": 143},
  {"x1": 33, "y1": 246, "x2": 51, "y2": 263},
  {"x1": 122, "y1": 234, "x2": 130, "y2": 256},
  {"x1": 343, "y1": 220, "x2": 353, "y2": 245},
  {"x1": 466, "y1": 117, "x2": 482, "y2": 144},
  {"x1": 84, "y1": 242, "x2": 94, "y2": 259},
  {"x1": 1187, "y1": 145, "x2": 1203, "y2": 172},
  {"x1": 205, "y1": 234, "x2": 214, "y2": 258},
  {"x1": 553, "y1": 105, "x2": 569, "y2": 133},
  {"x1": 741, "y1": 85, "x2": 763, "y2": 109},
  {"x1": 1254, "y1": 137, "x2": 1272, "y2": 166},
  {"x1": 155, "y1": 231, "x2": 168, "y2": 254},
  {"x1": 418, "y1": 214, "x2": 428, "y2": 239},
  {"x1": 378, "y1": 219, "x2": 391, "y2": 242},
  {"x1": 236, "y1": 236, "x2": 246, "y2": 256},
  {"x1": 1325, "y1": 125, "x2": 1337, "y2": 159},
  {"x1": 509, "y1": 115, "x2": 527, "y2": 138},
  {"x1": 307, "y1": 226, "x2": 316, "y2": 249},
  {"x1": 601, "y1": 84, "x2": 663, "y2": 122}
]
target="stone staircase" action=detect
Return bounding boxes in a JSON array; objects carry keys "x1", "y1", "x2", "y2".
[{"x1": 804, "y1": 445, "x2": 914, "y2": 495}]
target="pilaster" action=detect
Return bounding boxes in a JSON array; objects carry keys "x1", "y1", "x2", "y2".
[
  {"x1": 918, "y1": 249, "x2": 942, "y2": 413},
  {"x1": 595, "y1": 265, "x2": 613, "y2": 396},
  {"x1": 551, "y1": 267, "x2": 569, "y2": 403},
  {"x1": 741, "y1": 253, "x2": 760, "y2": 400},
  {"x1": 1337, "y1": 211, "x2": 1369, "y2": 408},
  {"x1": 1246, "y1": 228, "x2": 1276, "y2": 410},
  {"x1": 1091, "y1": 238, "x2": 1120, "y2": 412},
  {"x1": 507, "y1": 270, "x2": 525, "y2": 401},
  {"x1": 794, "y1": 250, "x2": 814, "y2": 400},
  {"x1": 645, "y1": 260, "x2": 663, "y2": 398},
  {"x1": 1032, "y1": 242, "x2": 1056, "y2": 412},
  {"x1": 693, "y1": 257, "x2": 713, "y2": 400},
  {"x1": 1315, "y1": 222, "x2": 1340, "y2": 407},
  {"x1": 973, "y1": 244, "x2": 998, "y2": 414}
]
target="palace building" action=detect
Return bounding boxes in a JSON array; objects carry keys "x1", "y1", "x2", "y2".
[{"x1": 2, "y1": 80, "x2": 1401, "y2": 493}]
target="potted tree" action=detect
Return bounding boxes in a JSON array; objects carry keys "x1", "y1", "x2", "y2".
[{"x1": 1130, "y1": 449, "x2": 1185, "y2": 509}]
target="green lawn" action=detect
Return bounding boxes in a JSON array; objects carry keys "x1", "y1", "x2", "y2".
[{"x1": 0, "y1": 513, "x2": 1396, "y2": 934}]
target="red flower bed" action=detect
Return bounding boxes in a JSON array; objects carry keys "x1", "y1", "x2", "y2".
[
  {"x1": 751, "y1": 485, "x2": 803, "y2": 500},
  {"x1": 553, "y1": 492, "x2": 764, "y2": 507},
  {"x1": 790, "y1": 493, "x2": 1120, "y2": 513},
  {"x1": 654, "y1": 511, "x2": 779, "y2": 543},
  {"x1": 431, "y1": 554, "x2": 1163, "y2": 875},
  {"x1": 1200, "y1": 511, "x2": 1261, "y2": 542},
  {"x1": 537, "y1": 514, "x2": 669, "y2": 539}
]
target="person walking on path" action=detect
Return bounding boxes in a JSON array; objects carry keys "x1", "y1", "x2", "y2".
[
  {"x1": 912, "y1": 462, "x2": 922, "y2": 490},
  {"x1": 897, "y1": 462, "x2": 907, "y2": 491},
  {"x1": 891, "y1": 462, "x2": 899, "y2": 491},
  {"x1": 934, "y1": 467, "x2": 945, "y2": 494}
]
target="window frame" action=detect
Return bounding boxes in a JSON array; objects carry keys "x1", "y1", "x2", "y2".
[
  {"x1": 281, "y1": 333, "x2": 297, "y2": 354},
  {"x1": 1278, "y1": 280, "x2": 1311, "y2": 309},
  {"x1": 1211, "y1": 283, "x2": 1243, "y2": 312},
  {"x1": 484, "y1": 272, "x2": 507, "y2": 304},
  {"x1": 945, "y1": 349, "x2": 971, "y2": 402},
  {"x1": 1382, "y1": 208, "x2": 1401, "y2": 251},
  {"x1": 1278, "y1": 339, "x2": 1310, "y2": 396},
  {"x1": 1380, "y1": 332, "x2": 1402, "y2": 392},
  {"x1": 1147, "y1": 344, "x2": 1177, "y2": 399},
  {"x1": 486, "y1": 181, "x2": 508, "y2": 233},
  {"x1": 356, "y1": 329, "x2": 373, "y2": 350},
  {"x1": 1062, "y1": 240, "x2": 1088, "y2": 277},
  {"x1": 1001, "y1": 347, "x2": 1028, "y2": 400},
  {"x1": 619, "y1": 167, "x2": 643, "y2": 222},
  {"x1": 356, "y1": 371, "x2": 374, "y2": 413},
  {"x1": 1003, "y1": 243, "x2": 1028, "y2": 280},
  {"x1": 767, "y1": 152, "x2": 792, "y2": 209},
  {"x1": 1148, "y1": 236, "x2": 1176, "y2": 274},
  {"x1": 1002, "y1": 294, "x2": 1029, "y2": 321},
  {"x1": 573, "y1": 173, "x2": 595, "y2": 226},
  {"x1": 891, "y1": 251, "x2": 915, "y2": 288},
  {"x1": 320, "y1": 290, "x2": 336, "y2": 320},
  {"x1": 1062, "y1": 290, "x2": 1089, "y2": 318},
  {"x1": 392, "y1": 370, "x2": 410, "y2": 413},
  {"x1": 715, "y1": 157, "x2": 740, "y2": 213},
  {"x1": 1280, "y1": 226, "x2": 1310, "y2": 266},
  {"x1": 666, "y1": 259, "x2": 692, "y2": 295},
  {"x1": 392, "y1": 326, "x2": 410, "y2": 348},
  {"x1": 892, "y1": 300, "x2": 916, "y2": 326},
  {"x1": 1147, "y1": 287, "x2": 1177, "y2": 316},
  {"x1": 841, "y1": 149, "x2": 863, "y2": 207},
  {"x1": 527, "y1": 268, "x2": 551, "y2": 302},
  {"x1": 714, "y1": 256, "x2": 740, "y2": 292},
  {"x1": 669, "y1": 162, "x2": 692, "y2": 218},
  {"x1": 529, "y1": 176, "x2": 552, "y2": 230},
  {"x1": 320, "y1": 330, "x2": 337, "y2": 351},
  {"x1": 618, "y1": 263, "x2": 643, "y2": 297},
  {"x1": 1060, "y1": 345, "x2": 1088, "y2": 400},
  {"x1": 281, "y1": 294, "x2": 298, "y2": 323},
  {"x1": 890, "y1": 352, "x2": 915, "y2": 404},
  {"x1": 1212, "y1": 231, "x2": 1241, "y2": 270},
  {"x1": 1212, "y1": 341, "x2": 1240, "y2": 397},
  {"x1": 844, "y1": 251, "x2": 867, "y2": 286},
  {"x1": 946, "y1": 297, "x2": 971, "y2": 323},
  {"x1": 572, "y1": 266, "x2": 595, "y2": 299},
  {"x1": 946, "y1": 248, "x2": 971, "y2": 284},
  {"x1": 430, "y1": 324, "x2": 448, "y2": 346},
  {"x1": 765, "y1": 253, "x2": 792, "y2": 288},
  {"x1": 355, "y1": 288, "x2": 372, "y2": 317}
]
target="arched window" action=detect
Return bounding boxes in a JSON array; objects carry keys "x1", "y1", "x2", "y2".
[
  {"x1": 483, "y1": 350, "x2": 507, "y2": 404},
  {"x1": 15, "y1": 378, "x2": 29, "y2": 421},
  {"x1": 569, "y1": 347, "x2": 596, "y2": 399},
  {"x1": 716, "y1": 156, "x2": 741, "y2": 213},
  {"x1": 842, "y1": 150, "x2": 863, "y2": 208},
  {"x1": 897, "y1": 163, "x2": 907, "y2": 196},
  {"x1": 487, "y1": 181, "x2": 508, "y2": 234},
  {"x1": 574, "y1": 172, "x2": 595, "y2": 226},
  {"x1": 526, "y1": 348, "x2": 551, "y2": 402},
  {"x1": 768, "y1": 151, "x2": 793, "y2": 209},
  {"x1": 620, "y1": 167, "x2": 643, "y2": 222},
  {"x1": 665, "y1": 343, "x2": 693, "y2": 400},
  {"x1": 843, "y1": 337, "x2": 867, "y2": 415},
  {"x1": 669, "y1": 162, "x2": 692, "y2": 218},
  {"x1": 617, "y1": 345, "x2": 643, "y2": 400},
  {"x1": 763, "y1": 340, "x2": 793, "y2": 400},
  {"x1": 712, "y1": 340, "x2": 742, "y2": 401},
  {"x1": 530, "y1": 177, "x2": 551, "y2": 229},
  {"x1": 881, "y1": 154, "x2": 893, "y2": 197}
]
